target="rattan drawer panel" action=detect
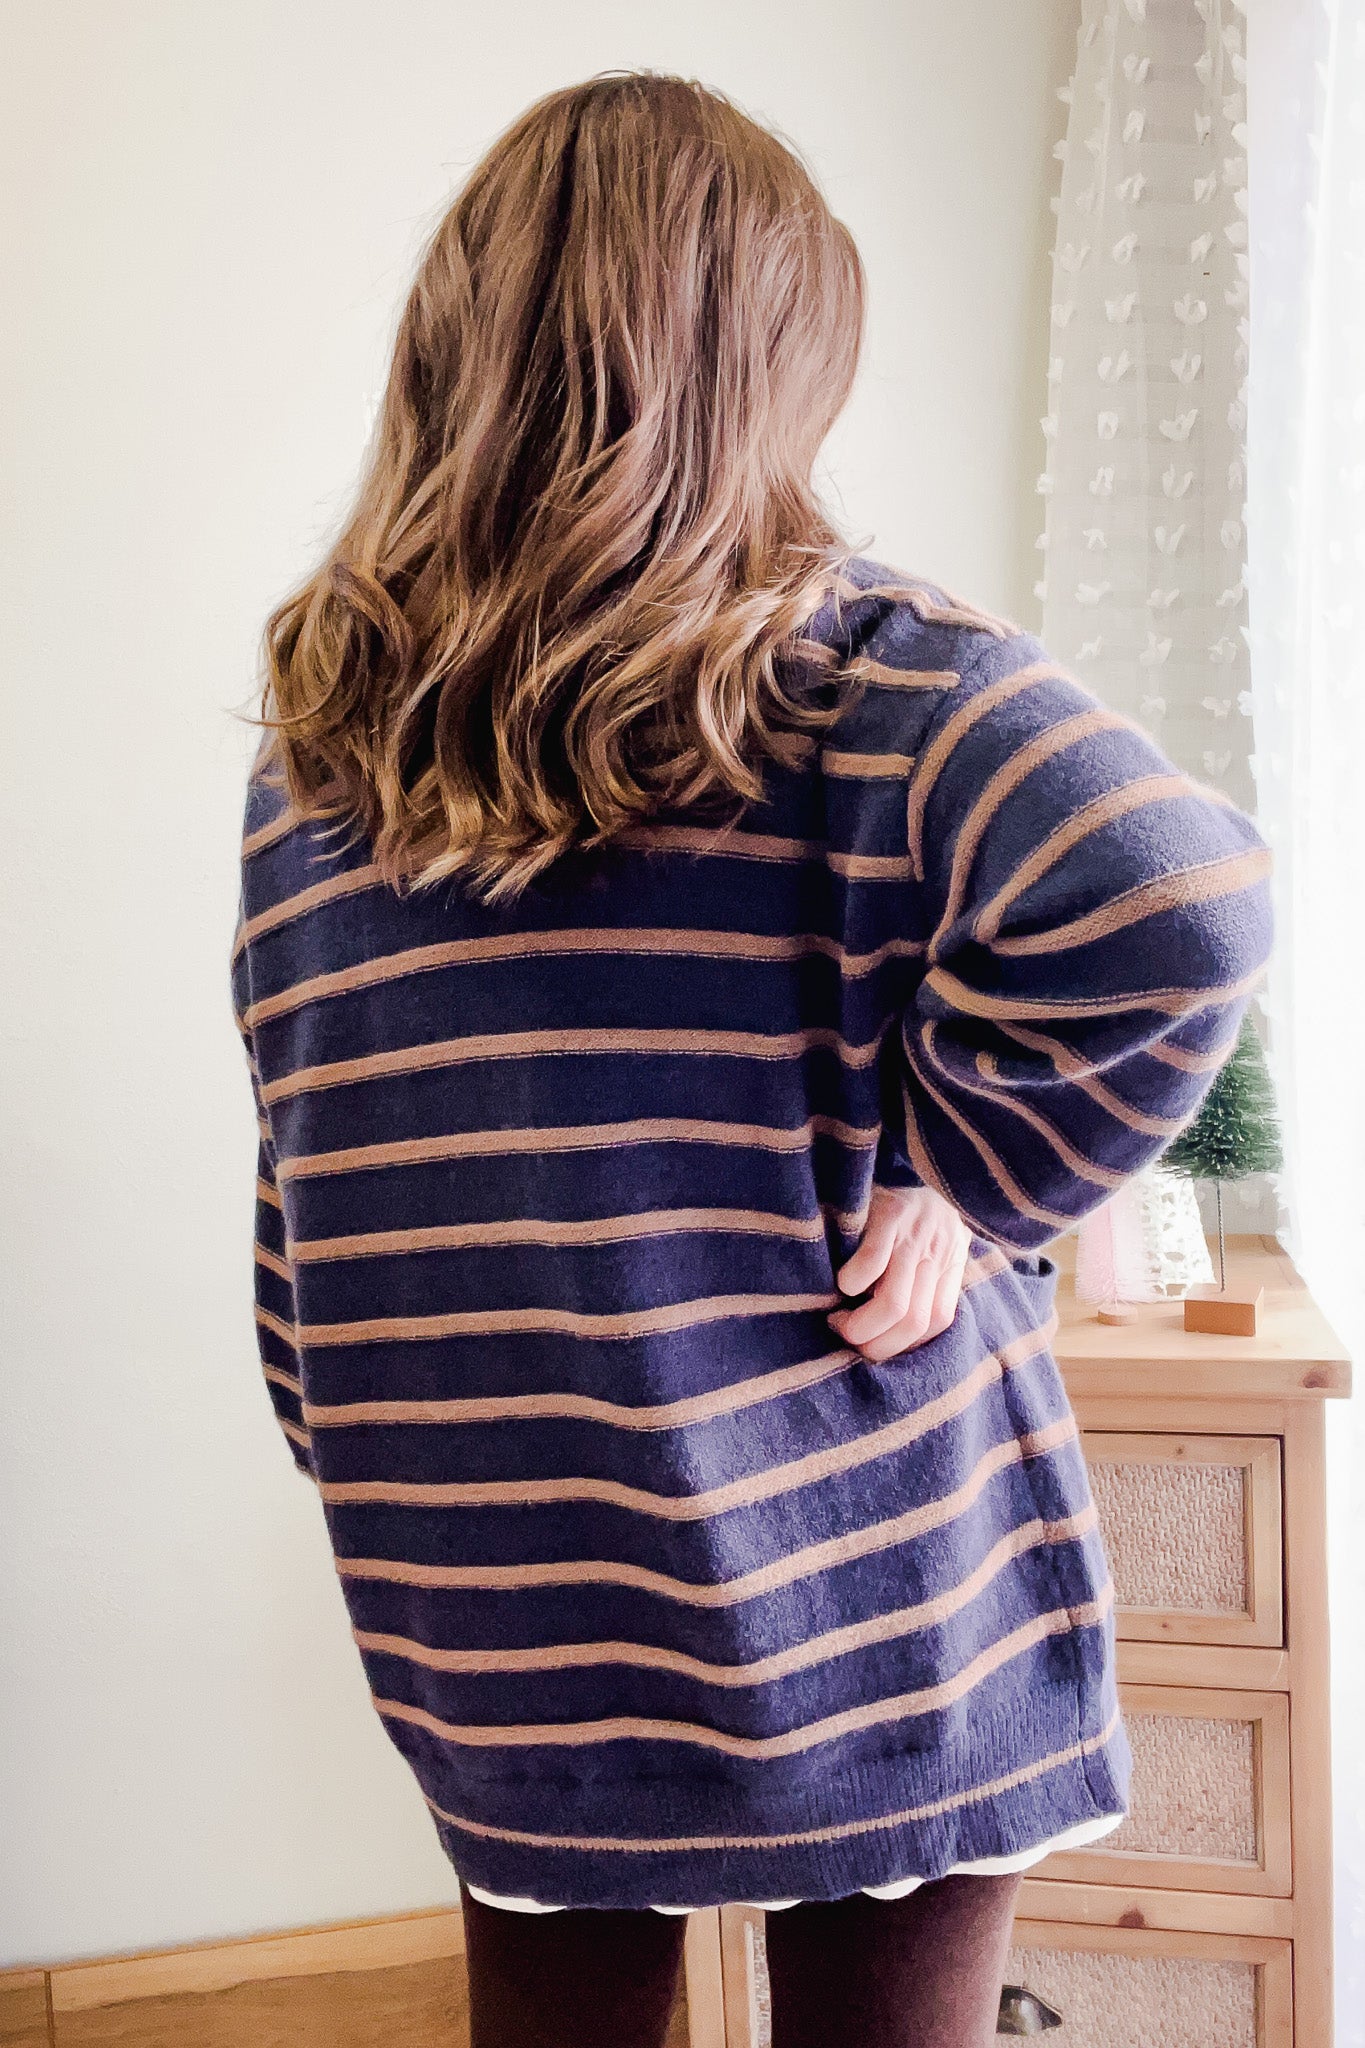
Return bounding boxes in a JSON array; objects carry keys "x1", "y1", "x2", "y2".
[
  {"x1": 1040, "y1": 1685, "x2": 1291, "y2": 1895},
  {"x1": 1083, "y1": 1433, "x2": 1283, "y2": 1647},
  {"x1": 1004, "y1": 1922, "x2": 1292, "y2": 2048}
]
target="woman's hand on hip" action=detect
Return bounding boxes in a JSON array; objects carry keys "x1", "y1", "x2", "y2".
[{"x1": 827, "y1": 1183, "x2": 972, "y2": 1361}]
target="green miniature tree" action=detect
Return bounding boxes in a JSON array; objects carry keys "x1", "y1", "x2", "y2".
[{"x1": 1160, "y1": 1012, "x2": 1283, "y2": 1291}]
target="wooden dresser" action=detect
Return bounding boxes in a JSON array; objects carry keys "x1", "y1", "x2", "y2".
[{"x1": 686, "y1": 1234, "x2": 1352, "y2": 2048}]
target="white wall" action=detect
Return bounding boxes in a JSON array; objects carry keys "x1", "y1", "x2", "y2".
[{"x1": 0, "y1": 0, "x2": 1071, "y2": 1967}]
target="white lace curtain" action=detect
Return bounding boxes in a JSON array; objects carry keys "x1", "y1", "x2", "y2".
[
  {"x1": 1038, "y1": 0, "x2": 1277, "y2": 1242},
  {"x1": 1039, "y1": 0, "x2": 1252, "y2": 801},
  {"x1": 1044, "y1": 3, "x2": 1365, "y2": 2034}
]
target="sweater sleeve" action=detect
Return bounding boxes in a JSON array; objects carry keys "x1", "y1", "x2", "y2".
[
  {"x1": 893, "y1": 628, "x2": 1274, "y2": 1252},
  {"x1": 872, "y1": 1122, "x2": 926, "y2": 1192},
  {"x1": 244, "y1": 1049, "x2": 317, "y2": 1481}
]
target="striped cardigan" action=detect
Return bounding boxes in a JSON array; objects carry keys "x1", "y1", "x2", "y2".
[{"x1": 230, "y1": 558, "x2": 1273, "y2": 1910}]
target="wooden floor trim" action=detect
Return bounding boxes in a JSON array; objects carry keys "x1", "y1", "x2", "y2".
[
  {"x1": 0, "y1": 1905, "x2": 722, "y2": 2048},
  {"x1": 0, "y1": 1904, "x2": 466, "y2": 2019},
  {"x1": 0, "y1": 1966, "x2": 52, "y2": 2048}
]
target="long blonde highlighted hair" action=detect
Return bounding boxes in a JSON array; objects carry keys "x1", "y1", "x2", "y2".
[{"x1": 253, "y1": 71, "x2": 868, "y2": 904}]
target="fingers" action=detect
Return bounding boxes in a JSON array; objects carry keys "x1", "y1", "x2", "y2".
[
  {"x1": 828, "y1": 1195, "x2": 972, "y2": 1363},
  {"x1": 926, "y1": 1247, "x2": 970, "y2": 1339},
  {"x1": 829, "y1": 1239, "x2": 932, "y2": 1353},
  {"x1": 832, "y1": 1253, "x2": 965, "y2": 1360},
  {"x1": 832, "y1": 1205, "x2": 903, "y2": 1299}
]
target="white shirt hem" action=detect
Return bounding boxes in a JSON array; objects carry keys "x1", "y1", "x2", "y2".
[{"x1": 461, "y1": 1807, "x2": 1128, "y2": 1915}]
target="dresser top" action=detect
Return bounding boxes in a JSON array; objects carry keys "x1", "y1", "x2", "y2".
[{"x1": 1049, "y1": 1232, "x2": 1352, "y2": 1399}]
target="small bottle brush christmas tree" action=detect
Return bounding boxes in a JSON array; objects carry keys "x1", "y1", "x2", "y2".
[{"x1": 1160, "y1": 1011, "x2": 1283, "y2": 1296}]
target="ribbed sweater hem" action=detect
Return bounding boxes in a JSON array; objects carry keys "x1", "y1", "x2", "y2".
[
  {"x1": 413, "y1": 1660, "x2": 1130, "y2": 1910},
  {"x1": 462, "y1": 1807, "x2": 1128, "y2": 1914}
]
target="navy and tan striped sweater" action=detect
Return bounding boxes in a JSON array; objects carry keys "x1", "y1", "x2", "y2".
[{"x1": 230, "y1": 558, "x2": 1273, "y2": 1909}]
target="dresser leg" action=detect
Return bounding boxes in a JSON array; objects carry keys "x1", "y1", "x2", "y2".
[
  {"x1": 684, "y1": 1908, "x2": 728, "y2": 2048},
  {"x1": 1284, "y1": 1397, "x2": 1335, "y2": 2047}
]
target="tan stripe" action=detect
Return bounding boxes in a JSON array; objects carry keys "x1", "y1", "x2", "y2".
[
  {"x1": 373, "y1": 1584, "x2": 1113, "y2": 1760},
  {"x1": 931, "y1": 708, "x2": 1128, "y2": 956},
  {"x1": 973, "y1": 774, "x2": 1204, "y2": 944},
  {"x1": 820, "y1": 750, "x2": 917, "y2": 779},
  {"x1": 832, "y1": 577, "x2": 1018, "y2": 640},
  {"x1": 1145, "y1": 1025, "x2": 1243, "y2": 1073},
  {"x1": 920, "y1": 578, "x2": 1022, "y2": 639},
  {"x1": 254, "y1": 1241, "x2": 293, "y2": 1282},
  {"x1": 280, "y1": 1417, "x2": 313, "y2": 1450},
  {"x1": 913, "y1": 1017, "x2": 1129, "y2": 1190},
  {"x1": 905, "y1": 664, "x2": 1064, "y2": 882},
  {"x1": 842, "y1": 658, "x2": 959, "y2": 692},
  {"x1": 311, "y1": 1345, "x2": 860, "y2": 1434},
  {"x1": 316, "y1": 1319, "x2": 1056, "y2": 1513},
  {"x1": 256, "y1": 1177, "x2": 283, "y2": 1211},
  {"x1": 333, "y1": 1409, "x2": 1077, "y2": 1605},
  {"x1": 898, "y1": 1046, "x2": 1079, "y2": 1234},
  {"x1": 791, "y1": 635, "x2": 840, "y2": 669},
  {"x1": 300, "y1": 1287, "x2": 845, "y2": 1348},
  {"x1": 277, "y1": 1112, "x2": 884, "y2": 1186},
  {"x1": 826, "y1": 849, "x2": 914, "y2": 881},
  {"x1": 893, "y1": 1079, "x2": 968, "y2": 1223},
  {"x1": 923, "y1": 957, "x2": 1268, "y2": 1025},
  {"x1": 982, "y1": 1023, "x2": 1191, "y2": 1141},
  {"x1": 232, "y1": 863, "x2": 382, "y2": 959},
  {"x1": 421, "y1": 1700, "x2": 1125, "y2": 1853},
  {"x1": 990, "y1": 846, "x2": 1273, "y2": 958},
  {"x1": 289, "y1": 1205, "x2": 829, "y2": 1264},
  {"x1": 975, "y1": 1015, "x2": 1246, "y2": 1143},
  {"x1": 970, "y1": 1056, "x2": 1154, "y2": 1171},
  {"x1": 255, "y1": 1304, "x2": 297, "y2": 1347},
  {"x1": 613, "y1": 823, "x2": 912, "y2": 881},
  {"x1": 1060, "y1": 1070, "x2": 1186, "y2": 1140},
  {"x1": 237, "y1": 835, "x2": 914, "y2": 999},
  {"x1": 305, "y1": 1250, "x2": 1009, "y2": 1429},
  {"x1": 243, "y1": 928, "x2": 924, "y2": 1033},
  {"x1": 353, "y1": 1501, "x2": 1098, "y2": 1685},
  {"x1": 776, "y1": 730, "x2": 827, "y2": 766},
  {"x1": 241, "y1": 807, "x2": 303, "y2": 859},
  {"x1": 615, "y1": 825, "x2": 821, "y2": 864},
  {"x1": 263, "y1": 1362, "x2": 303, "y2": 1397},
  {"x1": 842, "y1": 935, "x2": 927, "y2": 972},
  {"x1": 261, "y1": 1024, "x2": 889, "y2": 1110}
]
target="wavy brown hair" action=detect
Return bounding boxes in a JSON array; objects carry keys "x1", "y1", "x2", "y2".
[{"x1": 251, "y1": 70, "x2": 869, "y2": 904}]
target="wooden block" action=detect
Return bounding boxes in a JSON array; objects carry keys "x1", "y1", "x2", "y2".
[
  {"x1": 1095, "y1": 1300, "x2": 1141, "y2": 1326},
  {"x1": 1183, "y1": 1285, "x2": 1264, "y2": 1338}
]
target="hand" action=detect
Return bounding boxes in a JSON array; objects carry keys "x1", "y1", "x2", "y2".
[{"x1": 827, "y1": 1184, "x2": 972, "y2": 1362}]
